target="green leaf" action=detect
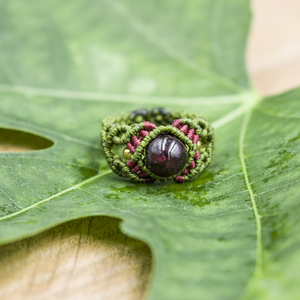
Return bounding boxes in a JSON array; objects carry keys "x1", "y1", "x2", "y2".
[{"x1": 0, "y1": 1, "x2": 299, "y2": 300}]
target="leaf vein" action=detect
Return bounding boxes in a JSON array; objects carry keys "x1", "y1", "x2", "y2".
[
  {"x1": 79, "y1": 188, "x2": 130, "y2": 215},
  {"x1": 7, "y1": 162, "x2": 44, "y2": 200},
  {"x1": 0, "y1": 83, "x2": 245, "y2": 105},
  {"x1": 254, "y1": 178, "x2": 300, "y2": 197},
  {"x1": 0, "y1": 186, "x2": 22, "y2": 209},
  {"x1": 245, "y1": 146, "x2": 300, "y2": 158},
  {"x1": 238, "y1": 110, "x2": 263, "y2": 299},
  {"x1": 0, "y1": 170, "x2": 112, "y2": 221},
  {"x1": 256, "y1": 104, "x2": 300, "y2": 119},
  {"x1": 0, "y1": 156, "x2": 99, "y2": 172}
]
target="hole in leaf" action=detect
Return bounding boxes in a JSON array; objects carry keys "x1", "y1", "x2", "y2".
[{"x1": 0, "y1": 128, "x2": 54, "y2": 153}]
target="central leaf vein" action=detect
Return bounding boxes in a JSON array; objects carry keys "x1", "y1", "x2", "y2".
[
  {"x1": 0, "y1": 84, "x2": 247, "y2": 105},
  {"x1": 238, "y1": 110, "x2": 263, "y2": 299}
]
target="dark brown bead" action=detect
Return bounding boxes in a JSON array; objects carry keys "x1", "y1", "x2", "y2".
[{"x1": 146, "y1": 135, "x2": 187, "y2": 177}]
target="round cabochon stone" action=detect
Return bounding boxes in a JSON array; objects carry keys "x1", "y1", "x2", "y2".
[{"x1": 146, "y1": 135, "x2": 188, "y2": 177}]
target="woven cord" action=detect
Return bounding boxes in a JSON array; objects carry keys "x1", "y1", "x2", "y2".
[{"x1": 101, "y1": 108, "x2": 214, "y2": 183}]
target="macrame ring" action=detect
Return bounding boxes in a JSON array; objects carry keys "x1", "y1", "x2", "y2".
[{"x1": 100, "y1": 108, "x2": 214, "y2": 183}]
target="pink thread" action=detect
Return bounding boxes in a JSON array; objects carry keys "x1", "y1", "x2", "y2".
[
  {"x1": 174, "y1": 175, "x2": 184, "y2": 183},
  {"x1": 180, "y1": 125, "x2": 188, "y2": 134},
  {"x1": 170, "y1": 120, "x2": 203, "y2": 182},
  {"x1": 126, "y1": 142, "x2": 135, "y2": 153},
  {"x1": 192, "y1": 134, "x2": 199, "y2": 144},
  {"x1": 126, "y1": 160, "x2": 136, "y2": 168},
  {"x1": 131, "y1": 165, "x2": 141, "y2": 173},
  {"x1": 144, "y1": 121, "x2": 156, "y2": 131},
  {"x1": 187, "y1": 128, "x2": 195, "y2": 140},
  {"x1": 182, "y1": 169, "x2": 189, "y2": 175},
  {"x1": 171, "y1": 119, "x2": 182, "y2": 128},
  {"x1": 189, "y1": 161, "x2": 196, "y2": 169},
  {"x1": 126, "y1": 121, "x2": 156, "y2": 182},
  {"x1": 139, "y1": 130, "x2": 149, "y2": 137},
  {"x1": 145, "y1": 178, "x2": 156, "y2": 183},
  {"x1": 131, "y1": 136, "x2": 141, "y2": 148},
  {"x1": 138, "y1": 171, "x2": 149, "y2": 178}
]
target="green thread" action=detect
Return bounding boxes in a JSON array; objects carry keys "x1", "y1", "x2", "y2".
[{"x1": 101, "y1": 108, "x2": 214, "y2": 183}]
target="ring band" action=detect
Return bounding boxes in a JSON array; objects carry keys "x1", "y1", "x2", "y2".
[{"x1": 101, "y1": 108, "x2": 214, "y2": 183}]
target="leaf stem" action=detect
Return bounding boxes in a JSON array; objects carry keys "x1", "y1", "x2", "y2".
[{"x1": 238, "y1": 106, "x2": 263, "y2": 299}]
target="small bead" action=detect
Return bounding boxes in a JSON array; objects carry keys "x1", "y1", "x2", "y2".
[
  {"x1": 123, "y1": 148, "x2": 132, "y2": 160},
  {"x1": 197, "y1": 140, "x2": 202, "y2": 150}
]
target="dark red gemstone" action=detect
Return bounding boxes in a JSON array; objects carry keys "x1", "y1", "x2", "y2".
[{"x1": 146, "y1": 135, "x2": 187, "y2": 177}]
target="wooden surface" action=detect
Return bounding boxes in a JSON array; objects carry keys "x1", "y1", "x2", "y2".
[
  {"x1": 1, "y1": 1, "x2": 300, "y2": 299},
  {"x1": 247, "y1": 0, "x2": 300, "y2": 95}
]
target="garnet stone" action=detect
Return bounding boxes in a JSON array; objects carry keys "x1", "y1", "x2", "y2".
[{"x1": 146, "y1": 135, "x2": 187, "y2": 177}]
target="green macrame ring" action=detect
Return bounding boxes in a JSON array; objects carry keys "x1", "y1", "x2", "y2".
[{"x1": 100, "y1": 108, "x2": 214, "y2": 183}]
